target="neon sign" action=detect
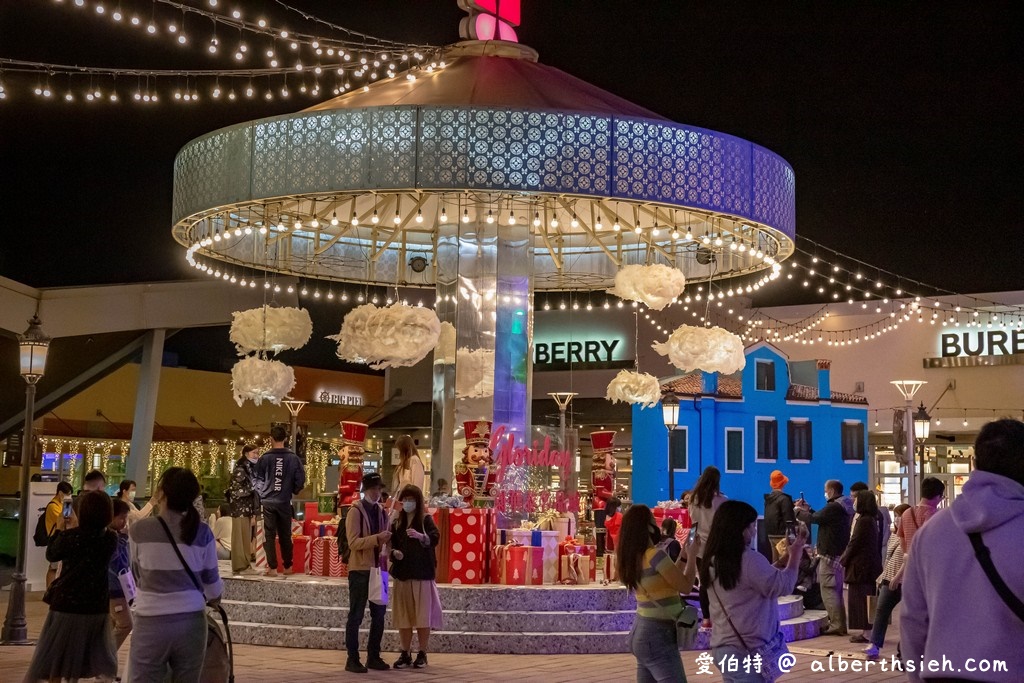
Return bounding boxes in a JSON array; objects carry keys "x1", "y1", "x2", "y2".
[{"x1": 458, "y1": 0, "x2": 521, "y2": 43}]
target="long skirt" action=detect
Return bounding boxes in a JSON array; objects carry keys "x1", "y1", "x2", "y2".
[
  {"x1": 391, "y1": 579, "x2": 444, "y2": 629},
  {"x1": 25, "y1": 610, "x2": 117, "y2": 682},
  {"x1": 847, "y1": 581, "x2": 877, "y2": 630}
]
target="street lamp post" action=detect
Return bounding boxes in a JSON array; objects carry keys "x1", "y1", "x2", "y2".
[
  {"x1": 661, "y1": 393, "x2": 680, "y2": 500},
  {"x1": 1, "y1": 316, "x2": 51, "y2": 645},
  {"x1": 891, "y1": 380, "x2": 926, "y2": 506},
  {"x1": 282, "y1": 400, "x2": 308, "y2": 454},
  {"x1": 913, "y1": 402, "x2": 931, "y2": 497}
]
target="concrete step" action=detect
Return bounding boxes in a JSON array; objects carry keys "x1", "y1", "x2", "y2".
[
  {"x1": 223, "y1": 600, "x2": 637, "y2": 632},
  {"x1": 229, "y1": 610, "x2": 827, "y2": 654},
  {"x1": 223, "y1": 575, "x2": 636, "y2": 612}
]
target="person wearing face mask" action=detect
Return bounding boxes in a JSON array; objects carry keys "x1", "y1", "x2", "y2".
[
  {"x1": 44, "y1": 481, "x2": 74, "y2": 588},
  {"x1": 226, "y1": 444, "x2": 261, "y2": 575},
  {"x1": 345, "y1": 472, "x2": 392, "y2": 674},
  {"x1": 617, "y1": 504, "x2": 700, "y2": 682},
  {"x1": 388, "y1": 484, "x2": 442, "y2": 669},
  {"x1": 116, "y1": 479, "x2": 155, "y2": 527}
]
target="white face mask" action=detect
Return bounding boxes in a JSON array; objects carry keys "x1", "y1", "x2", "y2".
[
  {"x1": 128, "y1": 490, "x2": 137, "y2": 501},
  {"x1": 364, "y1": 490, "x2": 381, "y2": 504},
  {"x1": 402, "y1": 500, "x2": 416, "y2": 514}
]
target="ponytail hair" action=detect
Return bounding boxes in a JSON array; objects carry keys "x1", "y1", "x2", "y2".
[{"x1": 159, "y1": 467, "x2": 202, "y2": 545}]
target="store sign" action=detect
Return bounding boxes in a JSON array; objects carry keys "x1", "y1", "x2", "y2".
[
  {"x1": 533, "y1": 333, "x2": 632, "y2": 371},
  {"x1": 939, "y1": 329, "x2": 1024, "y2": 358},
  {"x1": 314, "y1": 389, "x2": 363, "y2": 406}
]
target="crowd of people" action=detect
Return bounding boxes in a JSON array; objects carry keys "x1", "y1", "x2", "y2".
[{"x1": 16, "y1": 418, "x2": 1023, "y2": 682}]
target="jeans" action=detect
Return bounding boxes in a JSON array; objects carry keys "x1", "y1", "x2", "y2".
[
  {"x1": 818, "y1": 556, "x2": 847, "y2": 633},
  {"x1": 128, "y1": 611, "x2": 206, "y2": 683},
  {"x1": 712, "y1": 643, "x2": 769, "y2": 683},
  {"x1": 262, "y1": 502, "x2": 293, "y2": 570},
  {"x1": 346, "y1": 570, "x2": 387, "y2": 661},
  {"x1": 630, "y1": 615, "x2": 686, "y2": 683},
  {"x1": 869, "y1": 581, "x2": 902, "y2": 647}
]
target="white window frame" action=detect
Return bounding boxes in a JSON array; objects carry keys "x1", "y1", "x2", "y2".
[
  {"x1": 671, "y1": 426, "x2": 689, "y2": 473},
  {"x1": 755, "y1": 359, "x2": 776, "y2": 392},
  {"x1": 754, "y1": 416, "x2": 779, "y2": 463},
  {"x1": 788, "y1": 417, "x2": 812, "y2": 463},
  {"x1": 724, "y1": 427, "x2": 744, "y2": 473}
]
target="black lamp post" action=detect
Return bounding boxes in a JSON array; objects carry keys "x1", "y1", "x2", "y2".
[
  {"x1": 913, "y1": 402, "x2": 932, "y2": 487},
  {"x1": 1, "y1": 316, "x2": 51, "y2": 645},
  {"x1": 661, "y1": 393, "x2": 680, "y2": 500}
]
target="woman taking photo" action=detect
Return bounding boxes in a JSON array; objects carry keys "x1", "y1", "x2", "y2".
[
  {"x1": 841, "y1": 490, "x2": 883, "y2": 644},
  {"x1": 388, "y1": 484, "x2": 442, "y2": 670},
  {"x1": 128, "y1": 467, "x2": 223, "y2": 683},
  {"x1": 690, "y1": 465, "x2": 727, "y2": 628},
  {"x1": 25, "y1": 490, "x2": 118, "y2": 683},
  {"x1": 616, "y1": 504, "x2": 700, "y2": 682},
  {"x1": 391, "y1": 435, "x2": 427, "y2": 499},
  {"x1": 227, "y1": 444, "x2": 260, "y2": 574},
  {"x1": 703, "y1": 501, "x2": 807, "y2": 683}
]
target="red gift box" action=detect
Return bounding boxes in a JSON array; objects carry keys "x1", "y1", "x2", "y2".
[
  {"x1": 311, "y1": 536, "x2": 326, "y2": 575},
  {"x1": 303, "y1": 512, "x2": 335, "y2": 538},
  {"x1": 447, "y1": 508, "x2": 495, "y2": 585},
  {"x1": 500, "y1": 544, "x2": 543, "y2": 585},
  {"x1": 274, "y1": 535, "x2": 310, "y2": 574}
]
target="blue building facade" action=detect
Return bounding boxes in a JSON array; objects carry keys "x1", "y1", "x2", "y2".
[{"x1": 632, "y1": 342, "x2": 869, "y2": 510}]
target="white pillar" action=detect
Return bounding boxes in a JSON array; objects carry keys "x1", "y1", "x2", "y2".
[{"x1": 126, "y1": 329, "x2": 166, "y2": 493}]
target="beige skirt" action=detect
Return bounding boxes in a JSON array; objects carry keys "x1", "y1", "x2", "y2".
[{"x1": 391, "y1": 579, "x2": 444, "y2": 629}]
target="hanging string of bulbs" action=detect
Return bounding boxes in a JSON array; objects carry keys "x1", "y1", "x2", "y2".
[{"x1": 1, "y1": 0, "x2": 443, "y2": 103}]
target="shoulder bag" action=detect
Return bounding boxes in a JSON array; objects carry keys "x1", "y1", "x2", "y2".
[
  {"x1": 710, "y1": 579, "x2": 788, "y2": 682},
  {"x1": 676, "y1": 600, "x2": 699, "y2": 650},
  {"x1": 969, "y1": 531, "x2": 1024, "y2": 624}
]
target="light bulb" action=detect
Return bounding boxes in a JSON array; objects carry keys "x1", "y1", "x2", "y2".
[
  {"x1": 331, "y1": 212, "x2": 339, "y2": 226},
  {"x1": 507, "y1": 211, "x2": 516, "y2": 225},
  {"x1": 351, "y1": 212, "x2": 359, "y2": 225},
  {"x1": 532, "y1": 212, "x2": 541, "y2": 227},
  {"x1": 486, "y1": 210, "x2": 494, "y2": 224},
  {"x1": 634, "y1": 225, "x2": 642, "y2": 234},
  {"x1": 571, "y1": 214, "x2": 579, "y2": 228},
  {"x1": 550, "y1": 217, "x2": 559, "y2": 228},
  {"x1": 371, "y1": 210, "x2": 379, "y2": 224},
  {"x1": 595, "y1": 216, "x2": 603, "y2": 230},
  {"x1": 613, "y1": 219, "x2": 620, "y2": 231},
  {"x1": 440, "y1": 208, "x2": 448, "y2": 222},
  {"x1": 671, "y1": 230, "x2": 680, "y2": 239},
  {"x1": 310, "y1": 218, "x2": 319, "y2": 228},
  {"x1": 685, "y1": 230, "x2": 693, "y2": 240},
  {"x1": 462, "y1": 209, "x2": 470, "y2": 223},
  {"x1": 416, "y1": 209, "x2": 423, "y2": 223},
  {"x1": 393, "y1": 211, "x2": 401, "y2": 224}
]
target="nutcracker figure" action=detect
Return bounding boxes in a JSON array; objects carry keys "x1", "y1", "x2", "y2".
[
  {"x1": 337, "y1": 421, "x2": 368, "y2": 508},
  {"x1": 455, "y1": 419, "x2": 498, "y2": 507},
  {"x1": 590, "y1": 430, "x2": 616, "y2": 511}
]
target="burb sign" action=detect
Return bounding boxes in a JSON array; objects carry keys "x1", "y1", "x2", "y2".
[{"x1": 940, "y1": 328, "x2": 1024, "y2": 358}]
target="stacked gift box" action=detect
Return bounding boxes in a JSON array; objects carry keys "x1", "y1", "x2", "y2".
[
  {"x1": 436, "y1": 508, "x2": 495, "y2": 585},
  {"x1": 557, "y1": 536, "x2": 597, "y2": 584},
  {"x1": 305, "y1": 503, "x2": 348, "y2": 578}
]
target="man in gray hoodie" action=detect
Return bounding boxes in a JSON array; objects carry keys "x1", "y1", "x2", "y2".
[{"x1": 901, "y1": 419, "x2": 1024, "y2": 682}]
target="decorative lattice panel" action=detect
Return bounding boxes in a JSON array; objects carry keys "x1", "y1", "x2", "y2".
[
  {"x1": 172, "y1": 125, "x2": 251, "y2": 223},
  {"x1": 752, "y1": 147, "x2": 797, "y2": 239}
]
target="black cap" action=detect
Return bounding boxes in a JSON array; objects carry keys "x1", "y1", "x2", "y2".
[{"x1": 361, "y1": 472, "x2": 384, "y2": 490}]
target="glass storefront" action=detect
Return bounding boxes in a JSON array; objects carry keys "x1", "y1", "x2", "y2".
[{"x1": 872, "y1": 443, "x2": 974, "y2": 507}]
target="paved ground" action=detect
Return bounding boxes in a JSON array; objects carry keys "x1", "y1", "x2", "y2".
[{"x1": 1, "y1": 591, "x2": 909, "y2": 682}]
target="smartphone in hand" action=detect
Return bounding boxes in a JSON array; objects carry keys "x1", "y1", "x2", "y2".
[
  {"x1": 687, "y1": 523, "x2": 698, "y2": 545},
  {"x1": 785, "y1": 521, "x2": 796, "y2": 544},
  {"x1": 62, "y1": 500, "x2": 73, "y2": 518}
]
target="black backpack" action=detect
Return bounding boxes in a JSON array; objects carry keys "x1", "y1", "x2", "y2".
[{"x1": 33, "y1": 502, "x2": 59, "y2": 547}]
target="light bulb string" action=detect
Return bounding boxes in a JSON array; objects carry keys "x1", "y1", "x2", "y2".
[{"x1": 268, "y1": 0, "x2": 438, "y2": 50}]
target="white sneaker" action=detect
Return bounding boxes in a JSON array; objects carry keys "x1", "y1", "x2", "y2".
[
  {"x1": 234, "y1": 567, "x2": 261, "y2": 576},
  {"x1": 863, "y1": 644, "x2": 879, "y2": 660}
]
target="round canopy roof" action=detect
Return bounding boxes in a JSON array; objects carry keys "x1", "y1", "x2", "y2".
[{"x1": 173, "y1": 40, "x2": 795, "y2": 293}]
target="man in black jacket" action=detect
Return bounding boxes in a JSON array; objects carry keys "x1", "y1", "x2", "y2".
[
  {"x1": 255, "y1": 425, "x2": 306, "y2": 577},
  {"x1": 796, "y1": 479, "x2": 853, "y2": 635},
  {"x1": 764, "y1": 469, "x2": 796, "y2": 561}
]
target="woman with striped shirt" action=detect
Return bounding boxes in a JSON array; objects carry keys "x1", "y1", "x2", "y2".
[
  {"x1": 617, "y1": 504, "x2": 700, "y2": 682},
  {"x1": 128, "y1": 467, "x2": 223, "y2": 683}
]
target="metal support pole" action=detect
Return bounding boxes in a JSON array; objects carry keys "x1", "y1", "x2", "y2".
[
  {"x1": 126, "y1": 329, "x2": 166, "y2": 494},
  {"x1": 1, "y1": 382, "x2": 37, "y2": 645},
  {"x1": 906, "y1": 400, "x2": 918, "y2": 506},
  {"x1": 667, "y1": 429, "x2": 674, "y2": 501}
]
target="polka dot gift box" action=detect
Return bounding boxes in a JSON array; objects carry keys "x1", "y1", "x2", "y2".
[{"x1": 445, "y1": 508, "x2": 496, "y2": 584}]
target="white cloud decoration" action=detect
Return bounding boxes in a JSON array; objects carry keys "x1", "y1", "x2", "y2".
[
  {"x1": 607, "y1": 264, "x2": 687, "y2": 311},
  {"x1": 434, "y1": 321, "x2": 456, "y2": 365},
  {"x1": 230, "y1": 305, "x2": 313, "y2": 355},
  {"x1": 653, "y1": 325, "x2": 746, "y2": 375},
  {"x1": 455, "y1": 347, "x2": 495, "y2": 398},
  {"x1": 605, "y1": 370, "x2": 662, "y2": 408},
  {"x1": 329, "y1": 303, "x2": 442, "y2": 370},
  {"x1": 231, "y1": 356, "x2": 296, "y2": 407}
]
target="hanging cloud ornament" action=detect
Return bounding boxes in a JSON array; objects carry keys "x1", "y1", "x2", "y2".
[
  {"x1": 605, "y1": 370, "x2": 662, "y2": 408},
  {"x1": 230, "y1": 305, "x2": 313, "y2": 355},
  {"x1": 231, "y1": 356, "x2": 296, "y2": 407},
  {"x1": 329, "y1": 303, "x2": 442, "y2": 370},
  {"x1": 653, "y1": 325, "x2": 746, "y2": 375},
  {"x1": 608, "y1": 264, "x2": 687, "y2": 311}
]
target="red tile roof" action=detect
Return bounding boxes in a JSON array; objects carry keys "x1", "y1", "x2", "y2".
[{"x1": 660, "y1": 374, "x2": 867, "y2": 405}]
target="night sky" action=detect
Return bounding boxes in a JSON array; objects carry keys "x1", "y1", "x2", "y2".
[{"x1": 0, "y1": 1, "x2": 1020, "y2": 301}]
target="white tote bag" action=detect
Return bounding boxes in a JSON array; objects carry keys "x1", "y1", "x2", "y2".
[
  {"x1": 369, "y1": 564, "x2": 389, "y2": 606},
  {"x1": 117, "y1": 568, "x2": 138, "y2": 605}
]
